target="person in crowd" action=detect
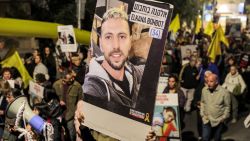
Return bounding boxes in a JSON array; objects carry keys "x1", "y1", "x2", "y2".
[
  {"x1": 33, "y1": 54, "x2": 50, "y2": 81},
  {"x1": 10, "y1": 67, "x2": 23, "y2": 89},
  {"x1": 1, "y1": 67, "x2": 12, "y2": 81},
  {"x1": 222, "y1": 65, "x2": 246, "y2": 123},
  {"x1": 198, "y1": 56, "x2": 220, "y2": 84},
  {"x1": 42, "y1": 46, "x2": 57, "y2": 83},
  {"x1": 32, "y1": 49, "x2": 40, "y2": 58},
  {"x1": 162, "y1": 74, "x2": 186, "y2": 129},
  {"x1": 239, "y1": 54, "x2": 250, "y2": 104},
  {"x1": 0, "y1": 67, "x2": 22, "y2": 89},
  {"x1": 83, "y1": 8, "x2": 144, "y2": 108},
  {"x1": 71, "y1": 53, "x2": 86, "y2": 85},
  {"x1": 24, "y1": 53, "x2": 36, "y2": 77},
  {"x1": 53, "y1": 69, "x2": 83, "y2": 141},
  {"x1": 34, "y1": 88, "x2": 65, "y2": 141},
  {"x1": 200, "y1": 74, "x2": 231, "y2": 141},
  {"x1": 221, "y1": 56, "x2": 236, "y2": 82},
  {"x1": 35, "y1": 73, "x2": 52, "y2": 88},
  {"x1": 179, "y1": 56, "x2": 199, "y2": 112},
  {"x1": 193, "y1": 70, "x2": 212, "y2": 140},
  {"x1": 0, "y1": 80, "x2": 10, "y2": 140},
  {"x1": 29, "y1": 73, "x2": 52, "y2": 107},
  {"x1": 32, "y1": 49, "x2": 40, "y2": 64},
  {"x1": 2, "y1": 88, "x2": 23, "y2": 141}
]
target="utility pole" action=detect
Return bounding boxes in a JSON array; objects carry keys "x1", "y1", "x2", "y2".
[
  {"x1": 77, "y1": 0, "x2": 81, "y2": 29},
  {"x1": 77, "y1": 0, "x2": 87, "y2": 29}
]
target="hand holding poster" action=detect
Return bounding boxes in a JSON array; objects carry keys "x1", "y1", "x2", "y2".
[
  {"x1": 80, "y1": 0, "x2": 173, "y2": 140},
  {"x1": 57, "y1": 25, "x2": 77, "y2": 52}
]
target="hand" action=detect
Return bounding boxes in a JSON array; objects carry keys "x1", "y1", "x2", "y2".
[
  {"x1": 145, "y1": 130, "x2": 156, "y2": 141},
  {"x1": 197, "y1": 101, "x2": 201, "y2": 109},
  {"x1": 0, "y1": 110, "x2": 4, "y2": 115},
  {"x1": 60, "y1": 100, "x2": 66, "y2": 106},
  {"x1": 74, "y1": 101, "x2": 85, "y2": 137},
  {"x1": 202, "y1": 115, "x2": 209, "y2": 121},
  {"x1": 220, "y1": 118, "x2": 225, "y2": 123}
]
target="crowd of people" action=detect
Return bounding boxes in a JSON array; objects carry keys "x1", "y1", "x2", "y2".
[{"x1": 160, "y1": 25, "x2": 250, "y2": 141}]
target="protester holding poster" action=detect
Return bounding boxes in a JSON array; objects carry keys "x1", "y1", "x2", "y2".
[
  {"x1": 163, "y1": 74, "x2": 186, "y2": 129},
  {"x1": 79, "y1": 0, "x2": 173, "y2": 140}
]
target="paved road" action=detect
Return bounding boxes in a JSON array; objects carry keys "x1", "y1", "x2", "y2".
[{"x1": 182, "y1": 105, "x2": 250, "y2": 141}]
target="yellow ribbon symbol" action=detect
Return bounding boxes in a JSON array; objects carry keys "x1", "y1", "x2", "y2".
[{"x1": 144, "y1": 113, "x2": 150, "y2": 122}]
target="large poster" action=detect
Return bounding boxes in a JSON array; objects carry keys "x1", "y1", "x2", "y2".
[{"x1": 82, "y1": 0, "x2": 173, "y2": 140}]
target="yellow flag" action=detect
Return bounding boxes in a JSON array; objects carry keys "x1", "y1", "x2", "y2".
[
  {"x1": 207, "y1": 25, "x2": 229, "y2": 62},
  {"x1": 169, "y1": 14, "x2": 180, "y2": 33},
  {"x1": 217, "y1": 25, "x2": 229, "y2": 47},
  {"x1": 1, "y1": 49, "x2": 33, "y2": 88},
  {"x1": 195, "y1": 17, "x2": 202, "y2": 34},
  {"x1": 204, "y1": 21, "x2": 214, "y2": 37}
]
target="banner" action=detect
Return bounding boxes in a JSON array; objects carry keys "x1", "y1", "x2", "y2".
[
  {"x1": 82, "y1": 0, "x2": 173, "y2": 140},
  {"x1": 57, "y1": 25, "x2": 77, "y2": 52}
]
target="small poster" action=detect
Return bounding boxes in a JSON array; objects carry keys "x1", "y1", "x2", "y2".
[
  {"x1": 7, "y1": 80, "x2": 15, "y2": 88},
  {"x1": 152, "y1": 94, "x2": 181, "y2": 141},
  {"x1": 57, "y1": 25, "x2": 77, "y2": 52},
  {"x1": 157, "y1": 76, "x2": 168, "y2": 93},
  {"x1": 225, "y1": 18, "x2": 241, "y2": 38},
  {"x1": 180, "y1": 45, "x2": 197, "y2": 65},
  {"x1": 29, "y1": 81, "x2": 44, "y2": 98}
]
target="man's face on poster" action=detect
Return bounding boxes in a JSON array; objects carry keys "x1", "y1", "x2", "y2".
[{"x1": 100, "y1": 18, "x2": 131, "y2": 70}]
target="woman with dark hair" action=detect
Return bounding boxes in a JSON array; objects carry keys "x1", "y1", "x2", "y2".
[
  {"x1": 42, "y1": 46, "x2": 57, "y2": 83},
  {"x1": 163, "y1": 74, "x2": 186, "y2": 129}
]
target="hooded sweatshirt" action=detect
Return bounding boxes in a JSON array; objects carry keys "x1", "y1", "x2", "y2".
[{"x1": 83, "y1": 56, "x2": 144, "y2": 108}]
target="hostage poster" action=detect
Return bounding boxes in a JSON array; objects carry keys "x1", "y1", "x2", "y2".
[
  {"x1": 57, "y1": 25, "x2": 77, "y2": 52},
  {"x1": 152, "y1": 94, "x2": 181, "y2": 141},
  {"x1": 82, "y1": 0, "x2": 173, "y2": 140}
]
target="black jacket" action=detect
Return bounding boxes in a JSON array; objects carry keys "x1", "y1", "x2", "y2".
[{"x1": 180, "y1": 64, "x2": 199, "y2": 89}]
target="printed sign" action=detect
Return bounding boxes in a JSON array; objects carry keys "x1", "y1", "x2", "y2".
[
  {"x1": 152, "y1": 94, "x2": 181, "y2": 141},
  {"x1": 57, "y1": 25, "x2": 77, "y2": 52},
  {"x1": 29, "y1": 81, "x2": 44, "y2": 98}
]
